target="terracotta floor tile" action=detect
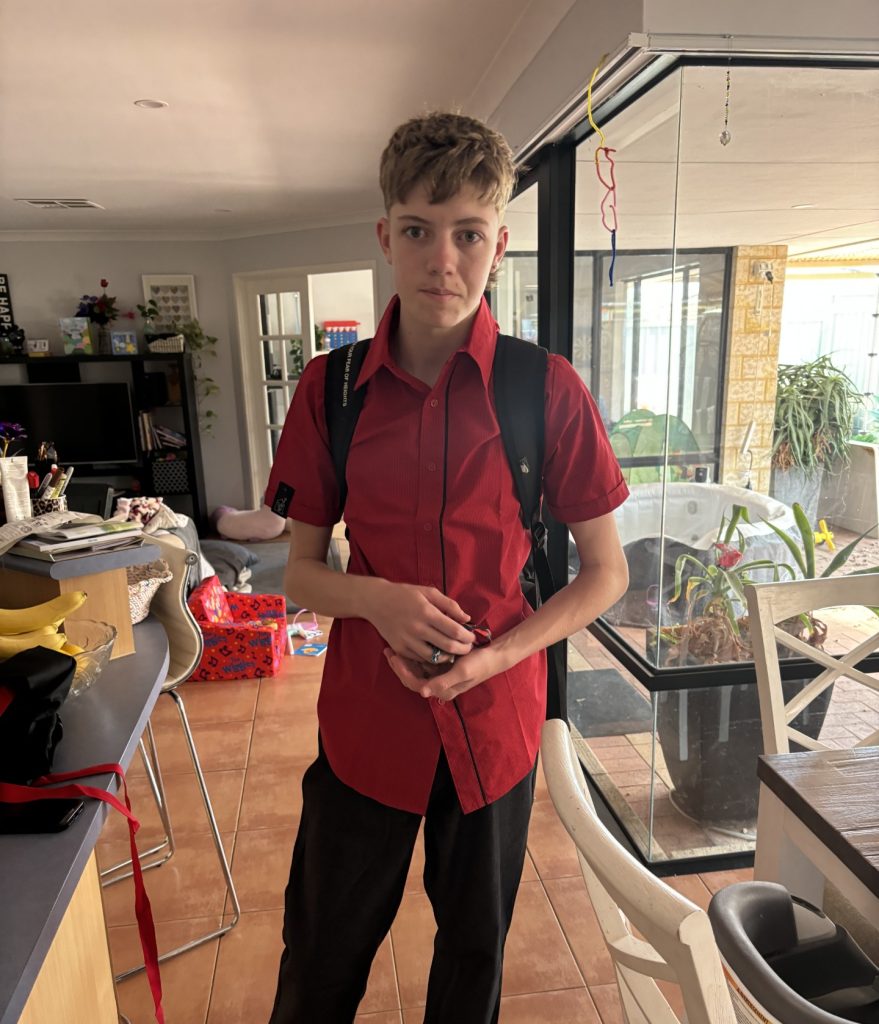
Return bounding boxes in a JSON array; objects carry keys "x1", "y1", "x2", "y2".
[
  {"x1": 207, "y1": 909, "x2": 284, "y2": 1024},
  {"x1": 543, "y1": 877, "x2": 615, "y2": 987},
  {"x1": 148, "y1": 678, "x2": 260, "y2": 728},
  {"x1": 129, "y1": 720, "x2": 254, "y2": 777},
  {"x1": 257, "y1": 677, "x2": 321, "y2": 719},
  {"x1": 110, "y1": 916, "x2": 221, "y2": 1024},
  {"x1": 390, "y1": 891, "x2": 435, "y2": 1008},
  {"x1": 249, "y1": 713, "x2": 319, "y2": 767},
  {"x1": 498, "y1": 987, "x2": 601, "y2": 1023},
  {"x1": 99, "y1": 831, "x2": 236, "y2": 927},
  {"x1": 534, "y1": 758, "x2": 550, "y2": 802},
  {"x1": 229, "y1": 826, "x2": 296, "y2": 912},
  {"x1": 360, "y1": 934, "x2": 401, "y2": 1014},
  {"x1": 238, "y1": 762, "x2": 306, "y2": 830},
  {"x1": 588, "y1": 983, "x2": 625, "y2": 1024},
  {"x1": 699, "y1": 866, "x2": 754, "y2": 895},
  {"x1": 358, "y1": 1013, "x2": 403, "y2": 1024},
  {"x1": 501, "y1": 881, "x2": 584, "y2": 996},
  {"x1": 664, "y1": 872, "x2": 714, "y2": 911},
  {"x1": 527, "y1": 800, "x2": 581, "y2": 879},
  {"x1": 101, "y1": 769, "x2": 244, "y2": 845}
]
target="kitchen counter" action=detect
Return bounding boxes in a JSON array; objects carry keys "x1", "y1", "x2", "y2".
[{"x1": 0, "y1": 617, "x2": 169, "y2": 1024}]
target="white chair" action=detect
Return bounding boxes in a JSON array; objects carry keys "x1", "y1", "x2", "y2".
[
  {"x1": 103, "y1": 532, "x2": 240, "y2": 980},
  {"x1": 744, "y1": 574, "x2": 879, "y2": 756},
  {"x1": 540, "y1": 718, "x2": 737, "y2": 1024}
]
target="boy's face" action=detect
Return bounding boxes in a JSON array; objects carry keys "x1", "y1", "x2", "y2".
[{"x1": 377, "y1": 183, "x2": 509, "y2": 341}]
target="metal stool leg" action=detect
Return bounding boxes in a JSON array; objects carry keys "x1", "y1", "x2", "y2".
[
  {"x1": 115, "y1": 688, "x2": 240, "y2": 981},
  {"x1": 101, "y1": 722, "x2": 176, "y2": 885}
]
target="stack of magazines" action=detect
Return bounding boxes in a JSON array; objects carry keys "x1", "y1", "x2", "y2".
[{"x1": 10, "y1": 520, "x2": 144, "y2": 562}]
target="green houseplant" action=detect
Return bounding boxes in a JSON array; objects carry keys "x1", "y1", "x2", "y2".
[
  {"x1": 175, "y1": 318, "x2": 220, "y2": 435},
  {"x1": 771, "y1": 355, "x2": 862, "y2": 521},
  {"x1": 654, "y1": 500, "x2": 879, "y2": 828}
]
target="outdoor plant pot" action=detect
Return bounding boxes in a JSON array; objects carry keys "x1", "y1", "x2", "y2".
[{"x1": 649, "y1": 615, "x2": 832, "y2": 828}]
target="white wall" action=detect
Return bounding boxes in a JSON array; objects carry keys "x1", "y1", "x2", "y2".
[
  {"x1": 0, "y1": 239, "x2": 244, "y2": 510},
  {"x1": 642, "y1": 0, "x2": 879, "y2": 37},
  {"x1": 0, "y1": 223, "x2": 394, "y2": 512}
]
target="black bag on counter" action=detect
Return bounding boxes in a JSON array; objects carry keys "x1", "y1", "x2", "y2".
[{"x1": 0, "y1": 647, "x2": 76, "y2": 784}]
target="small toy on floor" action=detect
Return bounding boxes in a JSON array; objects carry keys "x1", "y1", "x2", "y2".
[{"x1": 288, "y1": 609, "x2": 322, "y2": 641}]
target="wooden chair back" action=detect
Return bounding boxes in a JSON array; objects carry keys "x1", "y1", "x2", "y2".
[
  {"x1": 744, "y1": 574, "x2": 879, "y2": 755},
  {"x1": 540, "y1": 719, "x2": 737, "y2": 1024}
]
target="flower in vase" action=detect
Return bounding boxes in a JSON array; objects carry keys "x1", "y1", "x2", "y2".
[
  {"x1": 75, "y1": 279, "x2": 134, "y2": 326},
  {"x1": 0, "y1": 421, "x2": 26, "y2": 457}
]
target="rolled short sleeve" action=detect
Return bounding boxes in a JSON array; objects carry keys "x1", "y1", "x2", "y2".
[
  {"x1": 543, "y1": 355, "x2": 628, "y2": 523},
  {"x1": 263, "y1": 356, "x2": 341, "y2": 526}
]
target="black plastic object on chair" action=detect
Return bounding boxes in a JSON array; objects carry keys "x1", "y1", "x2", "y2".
[{"x1": 709, "y1": 881, "x2": 879, "y2": 1023}]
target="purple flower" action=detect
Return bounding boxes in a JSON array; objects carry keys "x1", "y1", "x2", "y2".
[{"x1": 0, "y1": 421, "x2": 26, "y2": 458}]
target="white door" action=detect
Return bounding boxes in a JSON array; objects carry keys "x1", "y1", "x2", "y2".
[{"x1": 237, "y1": 273, "x2": 315, "y2": 505}]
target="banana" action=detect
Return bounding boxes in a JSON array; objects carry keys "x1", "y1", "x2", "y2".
[
  {"x1": 0, "y1": 631, "x2": 68, "y2": 659},
  {"x1": 0, "y1": 591, "x2": 87, "y2": 634}
]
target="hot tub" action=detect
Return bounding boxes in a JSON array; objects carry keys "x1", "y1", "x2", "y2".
[{"x1": 605, "y1": 482, "x2": 799, "y2": 627}]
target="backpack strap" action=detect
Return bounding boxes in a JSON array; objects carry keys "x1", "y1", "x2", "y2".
[
  {"x1": 324, "y1": 338, "x2": 372, "y2": 520},
  {"x1": 492, "y1": 335, "x2": 566, "y2": 722}
]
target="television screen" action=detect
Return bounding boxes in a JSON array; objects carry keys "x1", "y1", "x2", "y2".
[{"x1": 0, "y1": 382, "x2": 139, "y2": 465}]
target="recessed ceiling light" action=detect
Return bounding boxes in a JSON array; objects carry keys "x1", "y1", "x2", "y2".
[
  {"x1": 792, "y1": 203, "x2": 816, "y2": 209},
  {"x1": 134, "y1": 98, "x2": 169, "y2": 109}
]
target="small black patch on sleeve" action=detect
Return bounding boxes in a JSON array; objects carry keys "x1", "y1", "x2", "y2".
[{"x1": 271, "y1": 482, "x2": 295, "y2": 517}]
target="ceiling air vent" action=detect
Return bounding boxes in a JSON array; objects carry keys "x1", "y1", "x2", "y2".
[{"x1": 14, "y1": 198, "x2": 105, "y2": 210}]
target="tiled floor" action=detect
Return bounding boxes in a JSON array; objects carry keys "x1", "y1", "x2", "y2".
[{"x1": 97, "y1": 617, "x2": 752, "y2": 1024}]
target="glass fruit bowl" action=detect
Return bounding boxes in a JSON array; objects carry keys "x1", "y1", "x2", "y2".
[{"x1": 65, "y1": 619, "x2": 117, "y2": 698}]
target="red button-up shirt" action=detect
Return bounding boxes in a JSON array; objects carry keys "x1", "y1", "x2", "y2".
[{"x1": 266, "y1": 296, "x2": 627, "y2": 814}]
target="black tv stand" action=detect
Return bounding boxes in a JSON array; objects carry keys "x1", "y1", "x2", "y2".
[{"x1": 5, "y1": 353, "x2": 207, "y2": 533}]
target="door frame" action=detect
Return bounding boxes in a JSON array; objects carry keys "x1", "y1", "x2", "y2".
[{"x1": 233, "y1": 260, "x2": 378, "y2": 506}]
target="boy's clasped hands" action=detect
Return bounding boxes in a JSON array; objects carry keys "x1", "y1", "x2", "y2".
[{"x1": 370, "y1": 581, "x2": 499, "y2": 703}]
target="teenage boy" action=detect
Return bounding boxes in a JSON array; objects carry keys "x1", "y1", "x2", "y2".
[{"x1": 265, "y1": 111, "x2": 629, "y2": 1024}]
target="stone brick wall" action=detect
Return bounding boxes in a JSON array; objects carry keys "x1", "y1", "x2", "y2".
[{"x1": 720, "y1": 245, "x2": 788, "y2": 493}]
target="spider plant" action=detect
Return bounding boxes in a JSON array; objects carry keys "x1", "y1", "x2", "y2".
[{"x1": 772, "y1": 355, "x2": 862, "y2": 474}]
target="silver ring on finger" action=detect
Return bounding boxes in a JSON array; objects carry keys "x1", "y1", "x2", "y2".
[{"x1": 430, "y1": 645, "x2": 444, "y2": 665}]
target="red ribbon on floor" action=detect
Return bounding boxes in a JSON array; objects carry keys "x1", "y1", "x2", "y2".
[{"x1": 0, "y1": 763, "x2": 164, "y2": 1024}]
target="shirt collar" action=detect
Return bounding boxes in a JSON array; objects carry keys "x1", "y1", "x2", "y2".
[{"x1": 355, "y1": 295, "x2": 499, "y2": 392}]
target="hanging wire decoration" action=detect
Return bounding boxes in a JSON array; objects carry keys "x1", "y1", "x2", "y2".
[
  {"x1": 719, "y1": 37, "x2": 732, "y2": 145},
  {"x1": 587, "y1": 54, "x2": 618, "y2": 286}
]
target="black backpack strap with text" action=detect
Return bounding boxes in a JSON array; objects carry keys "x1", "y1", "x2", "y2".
[
  {"x1": 324, "y1": 338, "x2": 372, "y2": 520},
  {"x1": 492, "y1": 335, "x2": 566, "y2": 722}
]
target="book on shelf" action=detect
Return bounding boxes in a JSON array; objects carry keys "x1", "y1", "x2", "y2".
[{"x1": 10, "y1": 532, "x2": 145, "y2": 562}]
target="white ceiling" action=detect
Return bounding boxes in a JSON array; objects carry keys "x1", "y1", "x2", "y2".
[
  {"x1": 0, "y1": 0, "x2": 573, "y2": 239},
  {"x1": 2, "y1": 8, "x2": 877, "y2": 260},
  {"x1": 508, "y1": 64, "x2": 879, "y2": 259}
]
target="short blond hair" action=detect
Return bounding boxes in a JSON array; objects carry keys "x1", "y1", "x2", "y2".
[{"x1": 379, "y1": 111, "x2": 516, "y2": 215}]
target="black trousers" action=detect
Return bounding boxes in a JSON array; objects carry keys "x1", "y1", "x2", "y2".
[{"x1": 268, "y1": 739, "x2": 536, "y2": 1024}]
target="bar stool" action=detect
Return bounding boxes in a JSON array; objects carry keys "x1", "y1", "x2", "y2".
[{"x1": 102, "y1": 531, "x2": 240, "y2": 979}]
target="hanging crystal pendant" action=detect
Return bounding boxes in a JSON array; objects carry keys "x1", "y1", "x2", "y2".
[{"x1": 719, "y1": 129, "x2": 731, "y2": 146}]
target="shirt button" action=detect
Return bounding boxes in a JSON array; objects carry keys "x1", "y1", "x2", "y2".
[
  {"x1": 427, "y1": 461, "x2": 436, "y2": 472},
  {"x1": 423, "y1": 522, "x2": 432, "y2": 532},
  {"x1": 430, "y1": 399, "x2": 439, "y2": 408}
]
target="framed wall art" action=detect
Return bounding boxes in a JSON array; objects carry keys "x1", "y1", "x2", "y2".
[
  {"x1": 141, "y1": 274, "x2": 198, "y2": 332},
  {"x1": 110, "y1": 330, "x2": 139, "y2": 355}
]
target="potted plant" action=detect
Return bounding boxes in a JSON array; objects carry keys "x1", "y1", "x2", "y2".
[
  {"x1": 771, "y1": 355, "x2": 861, "y2": 523},
  {"x1": 175, "y1": 318, "x2": 220, "y2": 435},
  {"x1": 653, "y1": 502, "x2": 879, "y2": 829}
]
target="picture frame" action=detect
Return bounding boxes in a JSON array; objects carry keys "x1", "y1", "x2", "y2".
[
  {"x1": 141, "y1": 274, "x2": 198, "y2": 333},
  {"x1": 110, "y1": 330, "x2": 138, "y2": 355}
]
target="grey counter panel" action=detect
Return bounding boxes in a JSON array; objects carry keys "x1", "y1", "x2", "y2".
[
  {"x1": 0, "y1": 542, "x2": 161, "y2": 579},
  {"x1": 0, "y1": 617, "x2": 169, "y2": 1024}
]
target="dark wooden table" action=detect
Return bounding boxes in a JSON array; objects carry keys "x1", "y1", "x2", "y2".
[{"x1": 754, "y1": 747, "x2": 879, "y2": 925}]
